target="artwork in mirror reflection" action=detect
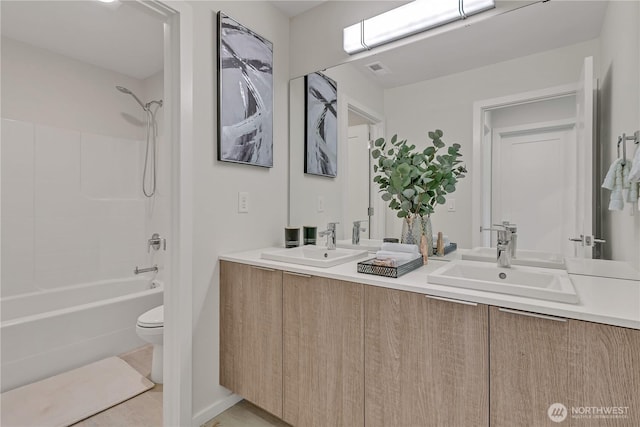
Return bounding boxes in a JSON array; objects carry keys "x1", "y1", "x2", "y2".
[
  {"x1": 305, "y1": 72, "x2": 338, "y2": 177},
  {"x1": 217, "y1": 12, "x2": 273, "y2": 167}
]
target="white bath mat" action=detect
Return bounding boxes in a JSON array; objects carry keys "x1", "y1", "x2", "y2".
[{"x1": 1, "y1": 356, "x2": 154, "y2": 427}]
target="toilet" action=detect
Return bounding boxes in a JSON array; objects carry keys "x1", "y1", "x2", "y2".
[{"x1": 136, "y1": 305, "x2": 164, "y2": 384}]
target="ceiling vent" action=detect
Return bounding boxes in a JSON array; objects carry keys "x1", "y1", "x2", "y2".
[{"x1": 365, "y1": 61, "x2": 391, "y2": 75}]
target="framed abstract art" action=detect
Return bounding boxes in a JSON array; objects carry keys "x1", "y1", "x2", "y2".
[
  {"x1": 217, "y1": 12, "x2": 273, "y2": 167},
  {"x1": 305, "y1": 72, "x2": 338, "y2": 177}
]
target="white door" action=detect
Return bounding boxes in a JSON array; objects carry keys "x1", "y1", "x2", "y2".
[
  {"x1": 574, "y1": 56, "x2": 595, "y2": 258},
  {"x1": 492, "y1": 123, "x2": 576, "y2": 256},
  {"x1": 346, "y1": 124, "x2": 371, "y2": 237}
]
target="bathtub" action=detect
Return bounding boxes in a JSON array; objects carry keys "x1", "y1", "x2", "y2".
[{"x1": 1, "y1": 277, "x2": 163, "y2": 392}]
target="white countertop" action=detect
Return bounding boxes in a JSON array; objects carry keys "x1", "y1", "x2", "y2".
[{"x1": 220, "y1": 247, "x2": 640, "y2": 330}]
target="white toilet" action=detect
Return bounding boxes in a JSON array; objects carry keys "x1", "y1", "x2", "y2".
[{"x1": 136, "y1": 305, "x2": 164, "y2": 384}]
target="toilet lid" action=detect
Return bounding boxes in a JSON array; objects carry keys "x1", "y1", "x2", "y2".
[{"x1": 137, "y1": 305, "x2": 164, "y2": 327}]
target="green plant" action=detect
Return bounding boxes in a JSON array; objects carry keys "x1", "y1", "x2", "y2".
[{"x1": 371, "y1": 130, "x2": 467, "y2": 218}]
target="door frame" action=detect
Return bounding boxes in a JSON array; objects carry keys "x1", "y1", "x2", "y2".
[
  {"x1": 472, "y1": 83, "x2": 578, "y2": 248},
  {"x1": 134, "y1": 1, "x2": 194, "y2": 426}
]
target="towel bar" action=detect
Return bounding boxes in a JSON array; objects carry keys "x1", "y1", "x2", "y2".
[{"x1": 617, "y1": 130, "x2": 640, "y2": 165}]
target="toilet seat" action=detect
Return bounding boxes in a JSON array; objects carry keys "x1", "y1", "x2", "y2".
[{"x1": 137, "y1": 305, "x2": 164, "y2": 328}]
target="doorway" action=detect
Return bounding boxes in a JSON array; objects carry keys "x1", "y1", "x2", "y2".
[{"x1": 342, "y1": 100, "x2": 384, "y2": 240}]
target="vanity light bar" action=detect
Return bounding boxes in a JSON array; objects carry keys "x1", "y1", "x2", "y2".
[{"x1": 343, "y1": 0, "x2": 495, "y2": 54}]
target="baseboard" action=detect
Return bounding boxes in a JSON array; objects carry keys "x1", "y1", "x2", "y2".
[{"x1": 191, "y1": 393, "x2": 243, "y2": 426}]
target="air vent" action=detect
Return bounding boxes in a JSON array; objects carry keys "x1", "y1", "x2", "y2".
[{"x1": 365, "y1": 61, "x2": 391, "y2": 75}]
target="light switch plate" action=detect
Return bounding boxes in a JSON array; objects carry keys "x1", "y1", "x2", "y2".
[
  {"x1": 317, "y1": 196, "x2": 325, "y2": 213},
  {"x1": 238, "y1": 192, "x2": 249, "y2": 213},
  {"x1": 447, "y1": 198, "x2": 456, "y2": 212}
]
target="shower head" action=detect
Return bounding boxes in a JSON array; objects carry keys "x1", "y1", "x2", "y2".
[{"x1": 115, "y1": 85, "x2": 147, "y2": 110}]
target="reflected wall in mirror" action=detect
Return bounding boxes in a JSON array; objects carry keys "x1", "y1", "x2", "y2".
[{"x1": 288, "y1": 1, "x2": 640, "y2": 269}]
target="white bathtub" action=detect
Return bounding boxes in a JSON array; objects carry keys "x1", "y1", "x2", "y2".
[{"x1": 0, "y1": 277, "x2": 163, "y2": 392}]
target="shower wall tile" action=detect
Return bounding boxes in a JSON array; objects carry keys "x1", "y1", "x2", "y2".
[
  {"x1": 34, "y1": 125, "x2": 81, "y2": 197},
  {"x1": 1, "y1": 119, "x2": 34, "y2": 217},
  {"x1": 1, "y1": 215, "x2": 36, "y2": 297},
  {"x1": 81, "y1": 133, "x2": 142, "y2": 200},
  {"x1": 3, "y1": 119, "x2": 151, "y2": 294},
  {"x1": 34, "y1": 248, "x2": 100, "y2": 290},
  {"x1": 1, "y1": 119, "x2": 36, "y2": 297}
]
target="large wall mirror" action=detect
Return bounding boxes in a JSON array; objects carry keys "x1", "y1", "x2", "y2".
[{"x1": 289, "y1": 0, "x2": 640, "y2": 271}]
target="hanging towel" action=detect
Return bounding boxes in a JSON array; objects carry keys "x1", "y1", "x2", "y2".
[
  {"x1": 602, "y1": 158, "x2": 633, "y2": 211},
  {"x1": 629, "y1": 145, "x2": 640, "y2": 182}
]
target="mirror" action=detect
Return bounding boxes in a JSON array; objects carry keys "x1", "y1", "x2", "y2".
[{"x1": 288, "y1": 0, "x2": 640, "y2": 271}]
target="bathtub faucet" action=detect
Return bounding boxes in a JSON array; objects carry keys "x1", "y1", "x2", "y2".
[{"x1": 134, "y1": 265, "x2": 158, "y2": 275}]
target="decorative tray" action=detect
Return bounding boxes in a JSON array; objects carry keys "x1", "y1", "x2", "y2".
[{"x1": 357, "y1": 256, "x2": 424, "y2": 278}]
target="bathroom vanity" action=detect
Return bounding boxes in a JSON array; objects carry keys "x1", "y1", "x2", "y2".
[{"x1": 219, "y1": 249, "x2": 640, "y2": 427}]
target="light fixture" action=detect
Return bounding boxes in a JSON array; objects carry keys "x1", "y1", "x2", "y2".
[{"x1": 344, "y1": 0, "x2": 495, "y2": 54}]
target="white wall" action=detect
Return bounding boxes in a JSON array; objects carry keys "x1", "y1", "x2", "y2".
[
  {"x1": 383, "y1": 40, "x2": 599, "y2": 248},
  {"x1": 1, "y1": 38, "x2": 165, "y2": 297},
  {"x1": 1, "y1": 37, "x2": 146, "y2": 140},
  {"x1": 289, "y1": 63, "x2": 384, "y2": 240},
  {"x1": 598, "y1": 1, "x2": 640, "y2": 268},
  {"x1": 187, "y1": 1, "x2": 290, "y2": 420}
]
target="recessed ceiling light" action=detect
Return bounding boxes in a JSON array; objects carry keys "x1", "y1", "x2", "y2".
[{"x1": 97, "y1": 0, "x2": 117, "y2": 3}]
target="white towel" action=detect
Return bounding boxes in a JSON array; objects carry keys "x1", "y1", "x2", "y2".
[
  {"x1": 380, "y1": 242, "x2": 420, "y2": 254},
  {"x1": 375, "y1": 251, "x2": 420, "y2": 262},
  {"x1": 629, "y1": 145, "x2": 640, "y2": 182},
  {"x1": 602, "y1": 158, "x2": 633, "y2": 211}
]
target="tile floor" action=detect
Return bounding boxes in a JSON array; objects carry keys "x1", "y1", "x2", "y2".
[{"x1": 69, "y1": 345, "x2": 286, "y2": 427}]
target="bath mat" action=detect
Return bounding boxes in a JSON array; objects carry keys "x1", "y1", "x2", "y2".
[{"x1": 1, "y1": 356, "x2": 154, "y2": 427}]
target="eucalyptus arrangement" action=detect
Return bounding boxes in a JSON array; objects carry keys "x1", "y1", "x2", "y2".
[{"x1": 371, "y1": 130, "x2": 467, "y2": 255}]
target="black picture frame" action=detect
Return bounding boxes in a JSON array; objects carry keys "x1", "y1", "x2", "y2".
[
  {"x1": 217, "y1": 12, "x2": 273, "y2": 168},
  {"x1": 304, "y1": 72, "x2": 338, "y2": 177}
]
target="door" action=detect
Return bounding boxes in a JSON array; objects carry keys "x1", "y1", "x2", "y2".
[
  {"x1": 346, "y1": 124, "x2": 371, "y2": 238},
  {"x1": 492, "y1": 123, "x2": 576, "y2": 257},
  {"x1": 574, "y1": 56, "x2": 596, "y2": 258}
]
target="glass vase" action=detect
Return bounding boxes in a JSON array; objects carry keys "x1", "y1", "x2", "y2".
[{"x1": 400, "y1": 214, "x2": 433, "y2": 256}]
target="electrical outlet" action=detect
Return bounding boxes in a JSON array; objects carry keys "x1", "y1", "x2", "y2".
[
  {"x1": 447, "y1": 198, "x2": 456, "y2": 212},
  {"x1": 238, "y1": 192, "x2": 249, "y2": 213},
  {"x1": 317, "y1": 196, "x2": 325, "y2": 213}
]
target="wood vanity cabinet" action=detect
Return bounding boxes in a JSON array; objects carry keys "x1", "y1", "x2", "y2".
[
  {"x1": 490, "y1": 306, "x2": 570, "y2": 427},
  {"x1": 490, "y1": 306, "x2": 640, "y2": 427},
  {"x1": 219, "y1": 261, "x2": 283, "y2": 418},
  {"x1": 282, "y1": 272, "x2": 364, "y2": 427},
  {"x1": 365, "y1": 286, "x2": 489, "y2": 427}
]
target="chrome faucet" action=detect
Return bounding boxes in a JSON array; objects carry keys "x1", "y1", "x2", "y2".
[
  {"x1": 495, "y1": 221, "x2": 517, "y2": 259},
  {"x1": 482, "y1": 224, "x2": 513, "y2": 268},
  {"x1": 495, "y1": 229, "x2": 513, "y2": 268},
  {"x1": 319, "y1": 222, "x2": 339, "y2": 250},
  {"x1": 352, "y1": 220, "x2": 367, "y2": 245}
]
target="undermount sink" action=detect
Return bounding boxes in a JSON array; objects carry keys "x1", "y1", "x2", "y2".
[
  {"x1": 261, "y1": 246, "x2": 368, "y2": 268},
  {"x1": 461, "y1": 247, "x2": 566, "y2": 269},
  {"x1": 336, "y1": 239, "x2": 383, "y2": 252},
  {"x1": 428, "y1": 260, "x2": 579, "y2": 304}
]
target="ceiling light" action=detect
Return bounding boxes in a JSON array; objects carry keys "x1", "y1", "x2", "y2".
[
  {"x1": 97, "y1": 0, "x2": 117, "y2": 2},
  {"x1": 344, "y1": 0, "x2": 495, "y2": 54}
]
